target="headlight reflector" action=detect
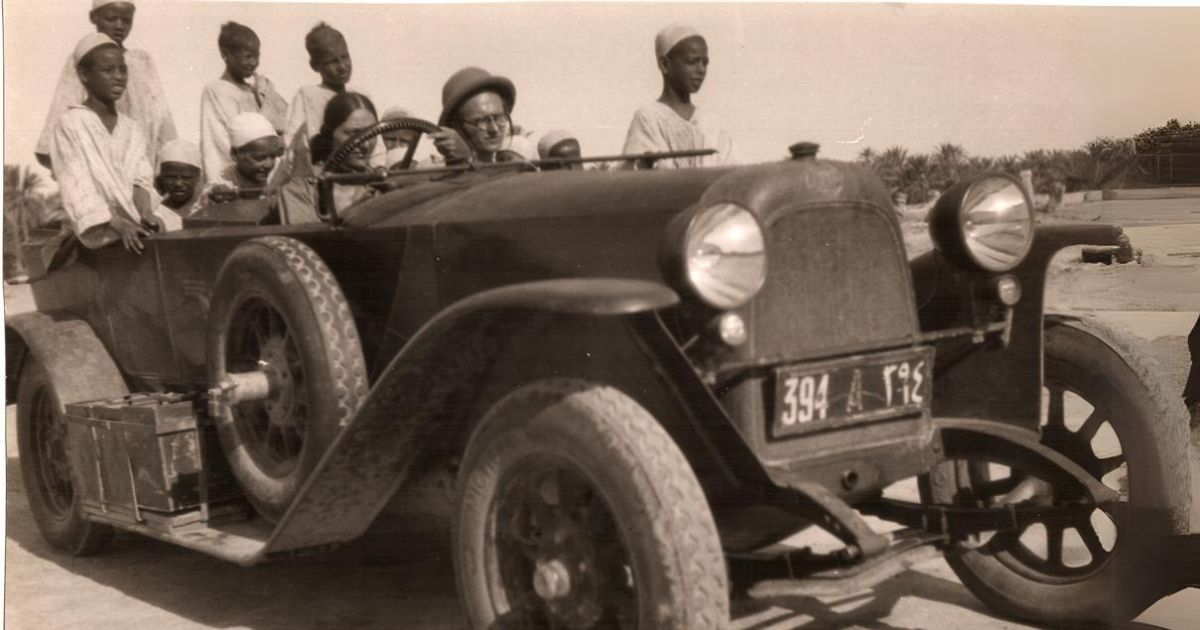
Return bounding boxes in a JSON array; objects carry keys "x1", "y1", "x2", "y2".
[
  {"x1": 683, "y1": 203, "x2": 766, "y2": 309},
  {"x1": 929, "y1": 174, "x2": 1034, "y2": 272}
]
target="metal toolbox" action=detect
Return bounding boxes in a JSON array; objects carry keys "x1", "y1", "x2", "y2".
[{"x1": 65, "y1": 393, "x2": 204, "y2": 523}]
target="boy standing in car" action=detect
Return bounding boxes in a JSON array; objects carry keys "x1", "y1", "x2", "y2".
[
  {"x1": 37, "y1": 0, "x2": 176, "y2": 171},
  {"x1": 50, "y1": 34, "x2": 171, "y2": 252},
  {"x1": 199, "y1": 22, "x2": 288, "y2": 180},
  {"x1": 621, "y1": 24, "x2": 735, "y2": 169},
  {"x1": 286, "y1": 23, "x2": 355, "y2": 148}
]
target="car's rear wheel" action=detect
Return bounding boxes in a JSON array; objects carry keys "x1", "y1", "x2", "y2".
[
  {"x1": 940, "y1": 323, "x2": 1190, "y2": 624},
  {"x1": 208, "y1": 236, "x2": 368, "y2": 522},
  {"x1": 455, "y1": 380, "x2": 729, "y2": 630},
  {"x1": 17, "y1": 357, "x2": 114, "y2": 555}
]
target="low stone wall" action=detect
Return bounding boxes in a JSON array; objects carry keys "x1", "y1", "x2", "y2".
[{"x1": 1103, "y1": 187, "x2": 1200, "y2": 201}]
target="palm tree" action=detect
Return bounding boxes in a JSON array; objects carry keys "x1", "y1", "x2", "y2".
[
  {"x1": 857, "y1": 147, "x2": 877, "y2": 167},
  {"x1": 874, "y1": 146, "x2": 909, "y2": 192},
  {"x1": 901, "y1": 154, "x2": 934, "y2": 203},
  {"x1": 4, "y1": 165, "x2": 46, "y2": 279},
  {"x1": 932, "y1": 143, "x2": 967, "y2": 188}
]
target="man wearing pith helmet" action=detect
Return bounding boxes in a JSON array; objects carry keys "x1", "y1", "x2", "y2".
[
  {"x1": 432, "y1": 67, "x2": 536, "y2": 164},
  {"x1": 621, "y1": 24, "x2": 736, "y2": 169}
]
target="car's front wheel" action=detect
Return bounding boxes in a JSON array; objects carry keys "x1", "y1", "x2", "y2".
[
  {"x1": 455, "y1": 380, "x2": 729, "y2": 629},
  {"x1": 941, "y1": 323, "x2": 1190, "y2": 624}
]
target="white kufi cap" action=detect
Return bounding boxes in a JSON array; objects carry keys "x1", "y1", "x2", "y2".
[
  {"x1": 92, "y1": 0, "x2": 136, "y2": 10},
  {"x1": 381, "y1": 107, "x2": 412, "y2": 122},
  {"x1": 73, "y1": 33, "x2": 119, "y2": 67},
  {"x1": 654, "y1": 24, "x2": 703, "y2": 60},
  {"x1": 537, "y1": 130, "x2": 576, "y2": 159},
  {"x1": 229, "y1": 112, "x2": 278, "y2": 149},
  {"x1": 158, "y1": 139, "x2": 202, "y2": 171}
]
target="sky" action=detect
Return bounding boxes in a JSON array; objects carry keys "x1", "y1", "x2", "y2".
[{"x1": 4, "y1": 1, "x2": 1200, "y2": 183}]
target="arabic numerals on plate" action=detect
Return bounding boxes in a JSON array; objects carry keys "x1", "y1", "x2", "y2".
[
  {"x1": 780, "y1": 373, "x2": 830, "y2": 426},
  {"x1": 882, "y1": 361, "x2": 925, "y2": 406}
]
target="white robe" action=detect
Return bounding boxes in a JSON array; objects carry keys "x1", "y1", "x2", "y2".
[
  {"x1": 285, "y1": 84, "x2": 343, "y2": 147},
  {"x1": 49, "y1": 105, "x2": 170, "y2": 246},
  {"x1": 37, "y1": 48, "x2": 176, "y2": 168},
  {"x1": 199, "y1": 71, "x2": 288, "y2": 179},
  {"x1": 620, "y1": 101, "x2": 736, "y2": 169}
]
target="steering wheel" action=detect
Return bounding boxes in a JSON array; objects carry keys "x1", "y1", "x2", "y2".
[{"x1": 324, "y1": 117, "x2": 441, "y2": 174}]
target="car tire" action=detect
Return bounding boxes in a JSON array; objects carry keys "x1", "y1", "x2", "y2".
[
  {"x1": 941, "y1": 323, "x2": 1190, "y2": 624},
  {"x1": 455, "y1": 380, "x2": 729, "y2": 630},
  {"x1": 17, "y1": 357, "x2": 114, "y2": 555},
  {"x1": 208, "y1": 236, "x2": 368, "y2": 522}
]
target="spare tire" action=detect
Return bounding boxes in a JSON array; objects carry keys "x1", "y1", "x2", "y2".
[{"x1": 208, "y1": 236, "x2": 368, "y2": 522}]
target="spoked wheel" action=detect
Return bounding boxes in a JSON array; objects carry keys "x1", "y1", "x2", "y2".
[
  {"x1": 494, "y1": 459, "x2": 639, "y2": 628},
  {"x1": 209, "y1": 236, "x2": 368, "y2": 522},
  {"x1": 940, "y1": 323, "x2": 1190, "y2": 624},
  {"x1": 456, "y1": 380, "x2": 729, "y2": 630},
  {"x1": 225, "y1": 297, "x2": 310, "y2": 478},
  {"x1": 17, "y1": 358, "x2": 114, "y2": 555}
]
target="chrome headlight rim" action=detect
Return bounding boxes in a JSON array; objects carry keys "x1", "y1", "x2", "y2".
[
  {"x1": 928, "y1": 172, "x2": 1035, "y2": 273},
  {"x1": 660, "y1": 202, "x2": 768, "y2": 310}
]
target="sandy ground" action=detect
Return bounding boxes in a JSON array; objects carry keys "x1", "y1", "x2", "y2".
[{"x1": 5, "y1": 195, "x2": 1199, "y2": 629}]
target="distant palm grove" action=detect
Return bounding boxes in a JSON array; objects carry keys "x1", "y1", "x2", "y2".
[{"x1": 857, "y1": 119, "x2": 1200, "y2": 204}]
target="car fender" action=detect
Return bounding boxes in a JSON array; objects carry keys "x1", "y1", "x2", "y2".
[
  {"x1": 1045, "y1": 312, "x2": 1194, "y2": 533},
  {"x1": 912, "y1": 222, "x2": 1123, "y2": 432},
  {"x1": 260, "y1": 278, "x2": 766, "y2": 555},
  {"x1": 5, "y1": 311, "x2": 128, "y2": 404}
]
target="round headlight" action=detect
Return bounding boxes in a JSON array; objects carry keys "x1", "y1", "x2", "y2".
[
  {"x1": 929, "y1": 174, "x2": 1034, "y2": 272},
  {"x1": 677, "y1": 203, "x2": 766, "y2": 309}
]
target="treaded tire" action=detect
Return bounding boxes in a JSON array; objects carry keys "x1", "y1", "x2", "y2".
[
  {"x1": 943, "y1": 324, "x2": 1190, "y2": 624},
  {"x1": 208, "y1": 236, "x2": 368, "y2": 522},
  {"x1": 455, "y1": 379, "x2": 729, "y2": 629},
  {"x1": 17, "y1": 358, "x2": 114, "y2": 555}
]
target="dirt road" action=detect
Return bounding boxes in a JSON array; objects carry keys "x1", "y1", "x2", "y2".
[{"x1": 5, "y1": 195, "x2": 1199, "y2": 629}]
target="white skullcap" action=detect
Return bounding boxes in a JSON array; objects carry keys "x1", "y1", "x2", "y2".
[
  {"x1": 73, "y1": 33, "x2": 118, "y2": 67},
  {"x1": 537, "y1": 130, "x2": 576, "y2": 159},
  {"x1": 93, "y1": 0, "x2": 136, "y2": 10},
  {"x1": 654, "y1": 24, "x2": 704, "y2": 59},
  {"x1": 229, "y1": 112, "x2": 277, "y2": 149},
  {"x1": 381, "y1": 107, "x2": 411, "y2": 122},
  {"x1": 158, "y1": 139, "x2": 202, "y2": 171}
]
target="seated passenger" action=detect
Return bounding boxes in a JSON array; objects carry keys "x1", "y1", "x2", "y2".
[
  {"x1": 49, "y1": 33, "x2": 175, "y2": 253},
  {"x1": 155, "y1": 139, "x2": 204, "y2": 219},
  {"x1": 432, "y1": 67, "x2": 537, "y2": 165},
  {"x1": 537, "y1": 130, "x2": 583, "y2": 171},
  {"x1": 380, "y1": 106, "x2": 423, "y2": 169},
  {"x1": 207, "y1": 112, "x2": 284, "y2": 202},
  {"x1": 276, "y1": 91, "x2": 379, "y2": 224}
]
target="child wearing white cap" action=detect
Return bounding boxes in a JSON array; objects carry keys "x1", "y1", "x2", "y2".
[
  {"x1": 380, "y1": 106, "x2": 424, "y2": 169},
  {"x1": 155, "y1": 139, "x2": 205, "y2": 220},
  {"x1": 620, "y1": 24, "x2": 736, "y2": 169},
  {"x1": 537, "y1": 130, "x2": 583, "y2": 171},
  {"x1": 36, "y1": 0, "x2": 176, "y2": 172},
  {"x1": 49, "y1": 34, "x2": 173, "y2": 252},
  {"x1": 200, "y1": 22, "x2": 289, "y2": 180},
  {"x1": 206, "y1": 112, "x2": 284, "y2": 202}
]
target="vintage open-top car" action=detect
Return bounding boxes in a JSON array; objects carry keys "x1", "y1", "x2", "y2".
[{"x1": 6, "y1": 118, "x2": 1192, "y2": 628}]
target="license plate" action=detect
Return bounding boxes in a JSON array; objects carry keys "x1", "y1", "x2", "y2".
[{"x1": 773, "y1": 347, "x2": 934, "y2": 437}]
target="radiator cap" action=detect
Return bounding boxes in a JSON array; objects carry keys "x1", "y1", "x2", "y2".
[{"x1": 789, "y1": 142, "x2": 820, "y2": 159}]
